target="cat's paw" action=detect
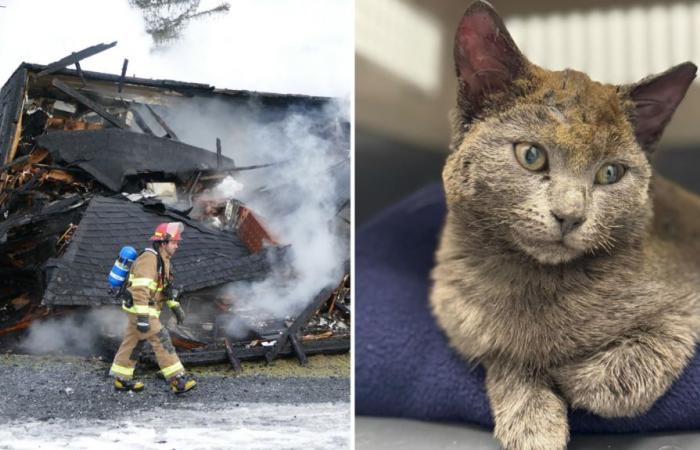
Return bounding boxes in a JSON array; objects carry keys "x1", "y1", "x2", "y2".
[
  {"x1": 487, "y1": 364, "x2": 570, "y2": 450},
  {"x1": 554, "y1": 352, "x2": 662, "y2": 418},
  {"x1": 490, "y1": 383, "x2": 569, "y2": 450},
  {"x1": 493, "y1": 406, "x2": 569, "y2": 450}
]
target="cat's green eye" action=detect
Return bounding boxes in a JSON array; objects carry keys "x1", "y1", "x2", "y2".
[
  {"x1": 514, "y1": 143, "x2": 547, "y2": 172},
  {"x1": 595, "y1": 163, "x2": 625, "y2": 185}
]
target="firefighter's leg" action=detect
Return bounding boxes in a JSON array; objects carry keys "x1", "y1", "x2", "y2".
[
  {"x1": 146, "y1": 317, "x2": 196, "y2": 394},
  {"x1": 109, "y1": 315, "x2": 146, "y2": 391}
]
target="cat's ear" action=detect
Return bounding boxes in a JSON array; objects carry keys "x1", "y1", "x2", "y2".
[
  {"x1": 627, "y1": 62, "x2": 696, "y2": 150},
  {"x1": 454, "y1": 1, "x2": 527, "y2": 120}
]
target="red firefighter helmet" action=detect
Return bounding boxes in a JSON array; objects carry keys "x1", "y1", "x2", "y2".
[{"x1": 150, "y1": 222, "x2": 184, "y2": 241}]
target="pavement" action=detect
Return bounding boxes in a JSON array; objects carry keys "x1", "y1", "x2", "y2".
[{"x1": 0, "y1": 353, "x2": 350, "y2": 449}]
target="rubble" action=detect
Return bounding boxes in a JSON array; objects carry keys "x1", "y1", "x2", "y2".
[
  {"x1": 0, "y1": 43, "x2": 351, "y2": 367},
  {"x1": 36, "y1": 129, "x2": 236, "y2": 192}
]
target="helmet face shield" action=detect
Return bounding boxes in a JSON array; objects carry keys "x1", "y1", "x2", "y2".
[
  {"x1": 165, "y1": 222, "x2": 184, "y2": 241},
  {"x1": 150, "y1": 222, "x2": 184, "y2": 241}
]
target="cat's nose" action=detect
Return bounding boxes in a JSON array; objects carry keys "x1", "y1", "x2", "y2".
[
  {"x1": 551, "y1": 211, "x2": 585, "y2": 236},
  {"x1": 550, "y1": 184, "x2": 587, "y2": 236}
]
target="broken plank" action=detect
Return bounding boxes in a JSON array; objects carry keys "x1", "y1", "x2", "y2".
[
  {"x1": 265, "y1": 285, "x2": 334, "y2": 364},
  {"x1": 37, "y1": 42, "x2": 117, "y2": 77},
  {"x1": 42, "y1": 169, "x2": 75, "y2": 184},
  {"x1": 144, "y1": 104, "x2": 178, "y2": 140},
  {"x1": 233, "y1": 161, "x2": 288, "y2": 171},
  {"x1": 0, "y1": 155, "x2": 30, "y2": 174},
  {"x1": 31, "y1": 164, "x2": 82, "y2": 173},
  {"x1": 223, "y1": 337, "x2": 243, "y2": 372},
  {"x1": 289, "y1": 334, "x2": 308, "y2": 366},
  {"x1": 197, "y1": 161, "x2": 285, "y2": 181},
  {"x1": 118, "y1": 58, "x2": 129, "y2": 93},
  {"x1": 74, "y1": 61, "x2": 86, "y2": 87},
  {"x1": 0, "y1": 306, "x2": 51, "y2": 337},
  {"x1": 51, "y1": 79, "x2": 127, "y2": 129},
  {"x1": 131, "y1": 108, "x2": 154, "y2": 135},
  {"x1": 302, "y1": 331, "x2": 334, "y2": 341},
  {"x1": 3, "y1": 104, "x2": 23, "y2": 167},
  {"x1": 216, "y1": 137, "x2": 222, "y2": 169},
  {"x1": 142, "y1": 335, "x2": 350, "y2": 366},
  {"x1": 335, "y1": 302, "x2": 350, "y2": 316}
]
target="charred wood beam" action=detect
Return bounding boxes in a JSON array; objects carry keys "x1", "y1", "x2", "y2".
[
  {"x1": 0, "y1": 196, "x2": 85, "y2": 241},
  {"x1": 144, "y1": 104, "x2": 178, "y2": 140},
  {"x1": 198, "y1": 162, "x2": 287, "y2": 182},
  {"x1": 187, "y1": 170, "x2": 202, "y2": 205},
  {"x1": 74, "y1": 61, "x2": 87, "y2": 87},
  {"x1": 0, "y1": 306, "x2": 51, "y2": 337},
  {"x1": 335, "y1": 302, "x2": 350, "y2": 316},
  {"x1": 51, "y1": 79, "x2": 127, "y2": 129},
  {"x1": 336, "y1": 198, "x2": 350, "y2": 215},
  {"x1": 130, "y1": 108, "x2": 154, "y2": 135},
  {"x1": 216, "y1": 138, "x2": 222, "y2": 169},
  {"x1": 265, "y1": 285, "x2": 334, "y2": 364},
  {"x1": 1, "y1": 149, "x2": 48, "y2": 175},
  {"x1": 233, "y1": 161, "x2": 288, "y2": 171},
  {"x1": 0, "y1": 155, "x2": 30, "y2": 174},
  {"x1": 37, "y1": 42, "x2": 117, "y2": 77},
  {"x1": 31, "y1": 164, "x2": 83, "y2": 173},
  {"x1": 223, "y1": 336, "x2": 243, "y2": 372},
  {"x1": 0, "y1": 171, "x2": 43, "y2": 218},
  {"x1": 140, "y1": 335, "x2": 350, "y2": 366},
  {"x1": 188, "y1": 171, "x2": 202, "y2": 194},
  {"x1": 118, "y1": 59, "x2": 129, "y2": 93},
  {"x1": 289, "y1": 334, "x2": 308, "y2": 366},
  {"x1": 2, "y1": 100, "x2": 25, "y2": 171},
  {"x1": 1, "y1": 170, "x2": 42, "y2": 195},
  {"x1": 187, "y1": 171, "x2": 201, "y2": 205}
]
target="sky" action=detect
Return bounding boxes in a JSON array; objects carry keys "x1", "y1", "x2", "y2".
[{"x1": 0, "y1": 0, "x2": 352, "y2": 97}]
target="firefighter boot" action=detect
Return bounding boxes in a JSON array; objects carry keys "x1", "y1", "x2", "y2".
[
  {"x1": 170, "y1": 373, "x2": 197, "y2": 394},
  {"x1": 114, "y1": 377, "x2": 145, "y2": 392}
]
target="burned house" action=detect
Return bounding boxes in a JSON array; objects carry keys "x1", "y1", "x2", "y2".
[{"x1": 0, "y1": 44, "x2": 350, "y2": 367}]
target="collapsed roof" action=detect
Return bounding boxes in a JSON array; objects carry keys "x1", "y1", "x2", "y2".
[
  {"x1": 0, "y1": 43, "x2": 351, "y2": 364},
  {"x1": 43, "y1": 195, "x2": 285, "y2": 307},
  {"x1": 37, "y1": 130, "x2": 237, "y2": 192}
]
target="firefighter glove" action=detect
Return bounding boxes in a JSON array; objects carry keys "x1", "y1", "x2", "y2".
[
  {"x1": 136, "y1": 315, "x2": 150, "y2": 333},
  {"x1": 163, "y1": 285, "x2": 180, "y2": 301},
  {"x1": 172, "y1": 305, "x2": 185, "y2": 325}
]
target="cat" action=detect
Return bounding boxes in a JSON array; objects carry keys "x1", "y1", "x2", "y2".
[{"x1": 429, "y1": 1, "x2": 700, "y2": 449}]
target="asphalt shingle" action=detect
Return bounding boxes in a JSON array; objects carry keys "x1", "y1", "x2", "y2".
[{"x1": 43, "y1": 196, "x2": 284, "y2": 306}]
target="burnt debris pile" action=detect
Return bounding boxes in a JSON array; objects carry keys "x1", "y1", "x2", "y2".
[{"x1": 0, "y1": 43, "x2": 351, "y2": 366}]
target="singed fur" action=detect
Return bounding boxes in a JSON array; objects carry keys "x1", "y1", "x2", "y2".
[{"x1": 430, "y1": 2, "x2": 700, "y2": 449}]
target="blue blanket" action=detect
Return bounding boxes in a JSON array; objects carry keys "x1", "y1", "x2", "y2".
[{"x1": 355, "y1": 183, "x2": 700, "y2": 433}]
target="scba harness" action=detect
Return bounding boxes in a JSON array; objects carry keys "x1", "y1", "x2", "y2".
[
  {"x1": 122, "y1": 248, "x2": 169, "y2": 306},
  {"x1": 120, "y1": 247, "x2": 170, "y2": 316}
]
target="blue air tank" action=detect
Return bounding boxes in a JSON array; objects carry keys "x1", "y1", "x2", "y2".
[{"x1": 107, "y1": 246, "x2": 138, "y2": 288}]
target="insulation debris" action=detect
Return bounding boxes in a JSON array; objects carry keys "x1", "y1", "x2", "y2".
[{"x1": 0, "y1": 44, "x2": 351, "y2": 366}]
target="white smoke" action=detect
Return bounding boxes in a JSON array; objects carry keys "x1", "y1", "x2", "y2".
[
  {"x1": 214, "y1": 175, "x2": 245, "y2": 198},
  {"x1": 0, "y1": 0, "x2": 352, "y2": 97},
  {"x1": 232, "y1": 109, "x2": 348, "y2": 328},
  {"x1": 163, "y1": 96, "x2": 350, "y2": 328},
  {"x1": 20, "y1": 308, "x2": 127, "y2": 355}
]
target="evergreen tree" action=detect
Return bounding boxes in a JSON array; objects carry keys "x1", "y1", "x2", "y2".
[{"x1": 129, "y1": 0, "x2": 230, "y2": 45}]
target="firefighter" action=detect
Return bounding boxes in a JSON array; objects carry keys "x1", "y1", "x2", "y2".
[{"x1": 109, "y1": 222, "x2": 197, "y2": 394}]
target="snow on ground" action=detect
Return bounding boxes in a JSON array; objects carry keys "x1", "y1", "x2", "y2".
[{"x1": 0, "y1": 402, "x2": 350, "y2": 450}]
